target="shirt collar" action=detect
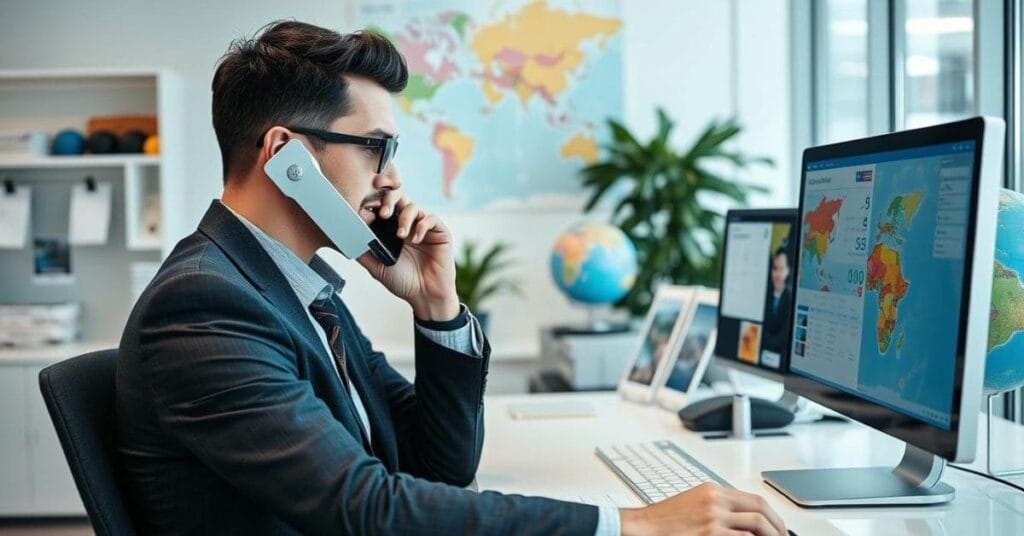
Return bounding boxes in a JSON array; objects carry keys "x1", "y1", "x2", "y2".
[{"x1": 223, "y1": 204, "x2": 346, "y2": 307}]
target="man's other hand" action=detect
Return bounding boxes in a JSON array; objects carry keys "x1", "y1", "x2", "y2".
[{"x1": 619, "y1": 482, "x2": 788, "y2": 536}]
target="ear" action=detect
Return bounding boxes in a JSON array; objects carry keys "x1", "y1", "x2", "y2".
[{"x1": 260, "y1": 126, "x2": 297, "y2": 160}]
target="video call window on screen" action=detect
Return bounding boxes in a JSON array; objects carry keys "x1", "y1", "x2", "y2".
[{"x1": 717, "y1": 221, "x2": 797, "y2": 371}]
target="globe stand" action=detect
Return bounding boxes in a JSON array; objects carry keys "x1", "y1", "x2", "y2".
[
  {"x1": 551, "y1": 306, "x2": 631, "y2": 336},
  {"x1": 985, "y1": 394, "x2": 1024, "y2": 477}
]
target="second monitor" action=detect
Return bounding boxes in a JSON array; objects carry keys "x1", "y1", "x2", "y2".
[
  {"x1": 716, "y1": 208, "x2": 799, "y2": 378},
  {"x1": 678, "y1": 208, "x2": 800, "y2": 434}
]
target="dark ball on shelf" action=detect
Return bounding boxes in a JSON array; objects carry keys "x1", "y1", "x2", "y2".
[
  {"x1": 87, "y1": 130, "x2": 119, "y2": 154},
  {"x1": 120, "y1": 130, "x2": 148, "y2": 153},
  {"x1": 51, "y1": 129, "x2": 86, "y2": 155}
]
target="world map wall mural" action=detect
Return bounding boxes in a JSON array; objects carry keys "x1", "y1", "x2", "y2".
[{"x1": 355, "y1": 0, "x2": 623, "y2": 210}]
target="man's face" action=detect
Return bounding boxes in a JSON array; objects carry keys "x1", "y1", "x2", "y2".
[
  {"x1": 312, "y1": 76, "x2": 401, "y2": 225},
  {"x1": 771, "y1": 252, "x2": 790, "y2": 292}
]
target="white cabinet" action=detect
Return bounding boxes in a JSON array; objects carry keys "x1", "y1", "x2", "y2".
[
  {"x1": 0, "y1": 362, "x2": 85, "y2": 516},
  {"x1": 0, "y1": 366, "x2": 31, "y2": 513}
]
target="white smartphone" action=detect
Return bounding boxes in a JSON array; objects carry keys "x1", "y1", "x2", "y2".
[{"x1": 263, "y1": 138, "x2": 402, "y2": 265}]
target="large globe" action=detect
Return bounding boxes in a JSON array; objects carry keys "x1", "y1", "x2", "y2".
[
  {"x1": 985, "y1": 188, "x2": 1024, "y2": 394},
  {"x1": 550, "y1": 222, "x2": 638, "y2": 305}
]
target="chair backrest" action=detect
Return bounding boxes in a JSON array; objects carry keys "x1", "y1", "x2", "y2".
[{"x1": 39, "y1": 349, "x2": 135, "y2": 536}]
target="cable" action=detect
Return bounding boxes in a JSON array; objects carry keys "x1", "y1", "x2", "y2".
[{"x1": 948, "y1": 464, "x2": 1024, "y2": 494}]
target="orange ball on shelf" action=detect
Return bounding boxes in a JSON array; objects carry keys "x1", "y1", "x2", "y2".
[{"x1": 143, "y1": 134, "x2": 160, "y2": 155}]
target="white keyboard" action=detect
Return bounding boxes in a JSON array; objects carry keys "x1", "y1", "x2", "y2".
[{"x1": 595, "y1": 440, "x2": 731, "y2": 504}]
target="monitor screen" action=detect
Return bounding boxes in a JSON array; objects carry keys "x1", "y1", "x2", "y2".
[
  {"x1": 715, "y1": 210, "x2": 798, "y2": 376},
  {"x1": 664, "y1": 302, "x2": 718, "y2": 392},
  {"x1": 791, "y1": 140, "x2": 977, "y2": 430},
  {"x1": 627, "y1": 295, "x2": 689, "y2": 385}
]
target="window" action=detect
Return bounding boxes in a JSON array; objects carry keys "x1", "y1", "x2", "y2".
[
  {"x1": 900, "y1": 0, "x2": 975, "y2": 129},
  {"x1": 818, "y1": 0, "x2": 870, "y2": 142}
]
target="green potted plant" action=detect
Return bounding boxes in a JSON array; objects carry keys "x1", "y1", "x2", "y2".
[
  {"x1": 455, "y1": 241, "x2": 523, "y2": 333},
  {"x1": 581, "y1": 108, "x2": 773, "y2": 316}
]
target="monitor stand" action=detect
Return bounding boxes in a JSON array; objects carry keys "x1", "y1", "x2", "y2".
[{"x1": 761, "y1": 443, "x2": 955, "y2": 506}]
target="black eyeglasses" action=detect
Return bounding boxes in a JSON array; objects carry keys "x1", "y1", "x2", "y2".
[{"x1": 258, "y1": 126, "x2": 398, "y2": 174}]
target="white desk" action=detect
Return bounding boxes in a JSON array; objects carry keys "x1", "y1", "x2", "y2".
[{"x1": 476, "y1": 392, "x2": 1024, "y2": 536}]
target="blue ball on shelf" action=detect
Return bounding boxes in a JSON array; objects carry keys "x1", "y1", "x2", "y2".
[{"x1": 51, "y1": 129, "x2": 86, "y2": 155}]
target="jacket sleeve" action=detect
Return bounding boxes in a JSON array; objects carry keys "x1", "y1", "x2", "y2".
[
  {"x1": 338, "y1": 301, "x2": 490, "y2": 486},
  {"x1": 135, "y1": 270, "x2": 597, "y2": 536}
]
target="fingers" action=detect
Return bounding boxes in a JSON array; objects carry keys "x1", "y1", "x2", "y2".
[
  {"x1": 410, "y1": 214, "x2": 438, "y2": 243},
  {"x1": 379, "y1": 189, "x2": 405, "y2": 219},
  {"x1": 396, "y1": 204, "x2": 419, "y2": 239},
  {"x1": 725, "y1": 512, "x2": 780, "y2": 536},
  {"x1": 722, "y1": 489, "x2": 786, "y2": 536},
  {"x1": 390, "y1": 202, "x2": 450, "y2": 245}
]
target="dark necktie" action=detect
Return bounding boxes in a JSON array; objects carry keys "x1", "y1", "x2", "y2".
[
  {"x1": 308, "y1": 296, "x2": 374, "y2": 451},
  {"x1": 308, "y1": 296, "x2": 354, "y2": 394}
]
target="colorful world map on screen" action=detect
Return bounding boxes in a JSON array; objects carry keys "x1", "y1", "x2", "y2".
[
  {"x1": 856, "y1": 160, "x2": 962, "y2": 413},
  {"x1": 355, "y1": 0, "x2": 623, "y2": 210}
]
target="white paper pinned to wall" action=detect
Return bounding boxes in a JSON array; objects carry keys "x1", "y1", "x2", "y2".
[
  {"x1": 0, "y1": 185, "x2": 31, "y2": 249},
  {"x1": 69, "y1": 181, "x2": 112, "y2": 245}
]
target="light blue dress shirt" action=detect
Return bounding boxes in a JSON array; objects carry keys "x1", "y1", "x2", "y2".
[{"x1": 227, "y1": 207, "x2": 619, "y2": 535}]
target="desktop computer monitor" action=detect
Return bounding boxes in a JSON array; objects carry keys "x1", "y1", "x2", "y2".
[
  {"x1": 763, "y1": 116, "x2": 1004, "y2": 506},
  {"x1": 714, "y1": 208, "x2": 799, "y2": 384},
  {"x1": 675, "y1": 209, "x2": 800, "y2": 436}
]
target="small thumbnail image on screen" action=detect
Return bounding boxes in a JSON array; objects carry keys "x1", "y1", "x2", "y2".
[{"x1": 738, "y1": 321, "x2": 762, "y2": 364}]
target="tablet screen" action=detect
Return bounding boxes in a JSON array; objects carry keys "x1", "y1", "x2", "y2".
[
  {"x1": 626, "y1": 296, "x2": 689, "y2": 385},
  {"x1": 664, "y1": 303, "x2": 718, "y2": 392}
]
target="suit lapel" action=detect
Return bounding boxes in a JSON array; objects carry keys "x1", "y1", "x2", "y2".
[
  {"x1": 197, "y1": 201, "x2": 325, "y2": 351},
  {"x1": 197, "y1": 201, "x2": 374, "y2": 450}
]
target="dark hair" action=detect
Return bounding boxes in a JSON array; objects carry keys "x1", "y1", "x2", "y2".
[{"x1": 211, "y1": 21, "x2": 408, "y2": 181}]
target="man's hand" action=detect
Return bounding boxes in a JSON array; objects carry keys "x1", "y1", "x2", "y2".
[
  {"x1": 619, "y1": 483, "x2": 787, "y2": 536},
  {"x1": 357, "y1": 188, "x2": 460, "y2": 322}
]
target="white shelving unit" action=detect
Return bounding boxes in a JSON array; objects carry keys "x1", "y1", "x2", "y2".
[
  {"x1": 0, "y1": 67, "x2": 186, "y2": 256},
  {"x1": 0, "y1": 154, "x2": 165, "y2": 250},
  {"x1": 0, "y1": 67, "x2": 185, "y2": 517}
]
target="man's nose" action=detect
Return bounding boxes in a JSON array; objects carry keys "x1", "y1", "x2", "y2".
[{"x1": 373, "y1": 165, "x2": 401, "y2": 190}]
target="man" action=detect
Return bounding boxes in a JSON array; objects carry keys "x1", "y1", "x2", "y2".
[
  {"x1": 116, "y1": 20, "x2": 787, "y2": 535},
  {"x1": 762, "y1": 246, "x2": 793, "y2": 354}
]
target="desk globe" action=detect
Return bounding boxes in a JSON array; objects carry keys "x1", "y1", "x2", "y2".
[
  {"x1": 986, "y1": 188, "x2": 1024, "y2": 395},
  {"x1": 550, "y1": 222, "x2": 638, "y2": 332}
]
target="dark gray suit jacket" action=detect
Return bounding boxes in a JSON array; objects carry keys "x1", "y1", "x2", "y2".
[{"x1": 116, "y1": 201, "x2": 598, "y2": 535}]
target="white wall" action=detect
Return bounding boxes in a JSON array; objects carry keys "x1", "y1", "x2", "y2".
[{"x1": 0, "y1": 0, "x2": 793, "y2": 365}]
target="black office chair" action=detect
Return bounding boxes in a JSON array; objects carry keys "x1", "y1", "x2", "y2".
[{"x1": 38, "y1": 349, "x2": 136, "y2": 536}]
